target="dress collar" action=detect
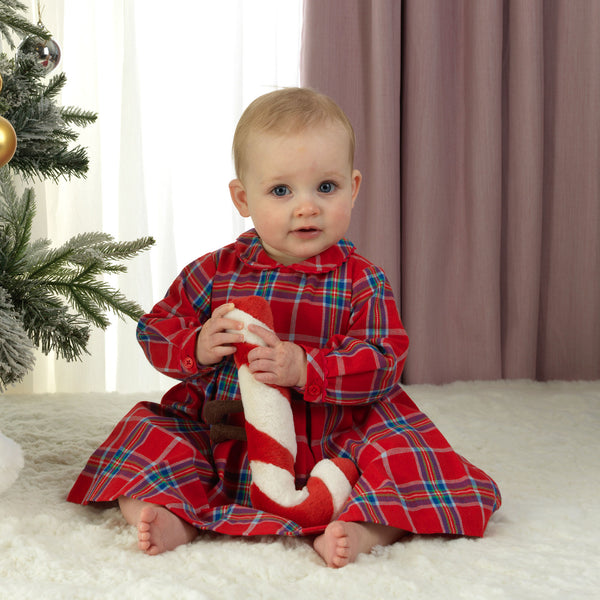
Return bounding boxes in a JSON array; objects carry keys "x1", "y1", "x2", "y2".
[{"x1": 234, "y1": 229, "x2": 355, "y2": 274}]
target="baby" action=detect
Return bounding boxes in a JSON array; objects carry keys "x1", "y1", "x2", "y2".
[{"x1": 68, "y1": 88, "x2": 501, "y2": 568}]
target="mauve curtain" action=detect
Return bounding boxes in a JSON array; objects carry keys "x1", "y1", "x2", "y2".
[{"x1": 302, "y1": 0, "x2": 600, "y2": 384}]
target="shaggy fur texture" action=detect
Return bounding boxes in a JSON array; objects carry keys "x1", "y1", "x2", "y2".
[
  {"x1": 0, "y1": 430, "x2": 23, "y2": 495},
  {"x1": 0, "y1": 380, "x2": 598, "y2": 599}
]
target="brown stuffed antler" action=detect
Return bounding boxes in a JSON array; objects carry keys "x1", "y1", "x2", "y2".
[{"x1": 203, "y1": 399, "x2": 247, "y2": 442}]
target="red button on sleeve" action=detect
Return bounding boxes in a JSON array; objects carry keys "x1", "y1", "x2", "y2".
[
  {"x1": 307, "y1": 384, "x2": 321, "y2": 397},
  {"x1": 182, "y1": 356, "x2": 195, "y2": 371}
]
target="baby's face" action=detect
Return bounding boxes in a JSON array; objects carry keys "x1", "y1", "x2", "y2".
[{"x1": 230, "y1": 123, "x2": 361, "y2": 265}]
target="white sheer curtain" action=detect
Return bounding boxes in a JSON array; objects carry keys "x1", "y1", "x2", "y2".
[{"x1": 8, "y1": 0, "x2": 302, "y2": 394}]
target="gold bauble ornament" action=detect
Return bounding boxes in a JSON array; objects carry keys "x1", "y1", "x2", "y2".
[{"x1": 0, "y1": 116, "x2": 17, "y2": 167}]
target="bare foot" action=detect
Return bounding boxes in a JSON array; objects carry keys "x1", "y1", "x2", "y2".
[
  {"x1": 118, "y1": 496, "x2": 198, "y2": 555},
  {"x1": 313, "y1": 521, "x2": 405, "y2": 568}
]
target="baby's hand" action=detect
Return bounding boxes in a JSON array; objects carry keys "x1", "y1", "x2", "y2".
[
  {"x1": 245, "y1": 324, "x2": 307, "y2": 388},
  {"x1": 195, "y1": 303, "x2": 244, "y2": 366}
]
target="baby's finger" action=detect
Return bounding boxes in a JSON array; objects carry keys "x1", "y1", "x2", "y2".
[
  {"x1": 247, "y1": 345, "x2": 270, "y2": 362},
  {"x1": 220, "y1": 317, "x2": 244, "y2": 333},
  {"x1": 211, "y1": 344, "x2": 237, "y2": 358},
  {"x1": 248, "y1": 359, "x2": 276, "y2": 378},
  {"x1": 247, "y1": 324, "x2": 279, "y2": 346},
  {"x1": 212, "y1": 303, "x2": 235, "y2": 318},
  {"x1": 212, "y1": 331, "x2": 244, "y2": 347}
]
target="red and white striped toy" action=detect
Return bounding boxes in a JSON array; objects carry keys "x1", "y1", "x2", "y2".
[{"x1": 227, "y1": 296, "x2": 359, "y2": 529}]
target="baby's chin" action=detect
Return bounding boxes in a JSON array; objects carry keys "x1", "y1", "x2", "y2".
[{"x1": 260, "y1": 243, "x2": 312, "y2": 266}]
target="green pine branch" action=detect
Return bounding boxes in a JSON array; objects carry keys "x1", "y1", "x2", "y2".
[
  {"x1": 0, "y1": 170, "x2": 155, "y2": 377},
  {"x1": 0, "y1": 173, "x2": 34, "y2": 275},
  {"x1": 40, "y1": 71, "x2": 66, "y2": 100},
  {"x1": 8, "y1": 146, "x2": 90, "y2": 182},
  {"x1": 8, "y1": 279, "x2": 90, "y2": 361},
  {"x1": 60, "y1": 106, "x2": 98, "y2": 128},
  {"x1": 0, "y1": 1, "x2": 50, "y2": 49},
  {"x1": 0, "y1": 53, "x2": 98, "y2": 182},
  {"x1": 0, "y1": 284, "x2": 35, "y2": 391}
]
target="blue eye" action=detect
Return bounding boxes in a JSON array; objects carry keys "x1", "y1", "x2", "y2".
[
  {"x1": 271, "y1": 185, "x2": 290, "y2": 197},
  {"x1": 319, "y1": 182, "x2": 336, "y2": 194}
]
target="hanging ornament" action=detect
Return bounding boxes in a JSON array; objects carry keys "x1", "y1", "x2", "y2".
[
  {"x1": 0, "y1": 117, "x2": 17, "y2": 168},
  {"x1": 16, "y1": 2, "x2": 61, "y2": 75},
  {"x1": 0, "y1": 73, "x2": 17, "y2": 167},
  {"x1": 17, "y1": 34, "x2": 61, "y2": 74}
]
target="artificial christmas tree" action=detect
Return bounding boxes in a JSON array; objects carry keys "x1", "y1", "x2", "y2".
[{"x1": 0, "y1": 1, "x2": 154, "y2": 391}]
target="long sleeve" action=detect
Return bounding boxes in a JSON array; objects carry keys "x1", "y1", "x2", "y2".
[
  {"x1": 300, "y1": 266, "x2": 409, "y2": 406},
  {"x1": 136, "y1": 253, "x2": 218, "y2": 380}
]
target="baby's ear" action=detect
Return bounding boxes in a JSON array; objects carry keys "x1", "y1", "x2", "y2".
[
  {"x1": 229, "y1": 179, "x2": 250, "y2": 217},
  {"x1": 351, "y1": 169, "x2": 362, "y2": 205}
]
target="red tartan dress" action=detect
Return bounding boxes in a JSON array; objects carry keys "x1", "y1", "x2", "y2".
[{"x1": 68, "y1": 230, "x2": 501, "y2": 537}]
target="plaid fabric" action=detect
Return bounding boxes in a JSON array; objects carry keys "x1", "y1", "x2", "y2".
[{"x1": 68, "y1": 230, "x2": 501, "y2": 537}]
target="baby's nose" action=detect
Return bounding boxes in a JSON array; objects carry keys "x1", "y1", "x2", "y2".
[{"x1": 294, "y1": 195, "x2": 320, "y2": 216}]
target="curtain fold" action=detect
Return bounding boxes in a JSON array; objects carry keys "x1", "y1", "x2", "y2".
[
  {"x1": 537, "y1": 0, "x2": 600, "y2": 380},
  {"x1": 302, "y1": 0, "x2": 600, "y2": 384},
  {"x1": 500, "y1": 0, "x2": 545, "y2": 379},
  {"x1": 401, "y1": 0, "x2": 505, "y2": 383}
]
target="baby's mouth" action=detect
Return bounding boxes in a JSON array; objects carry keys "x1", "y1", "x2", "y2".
[{"x1": 293, "y1": 226, "x2": 321, "y2": 237}]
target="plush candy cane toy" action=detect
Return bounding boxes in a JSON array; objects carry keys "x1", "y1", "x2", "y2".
[{"x1": 227, "y1": 296, "x2": 359, "y2": 529}]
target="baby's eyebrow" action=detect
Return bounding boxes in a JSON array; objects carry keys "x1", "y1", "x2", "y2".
[
  {"x1": 260, "y1": 175, "x2": 289, "y2": 186},
  {"x1": 320, "y1": 168, "x2": 347, "y2": 178}
]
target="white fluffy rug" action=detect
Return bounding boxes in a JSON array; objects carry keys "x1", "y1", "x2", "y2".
[{"x1": 1, "y1": 380, "x2": 599, "y2": 600}]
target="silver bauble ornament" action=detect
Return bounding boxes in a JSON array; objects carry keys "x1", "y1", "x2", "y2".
[{"x1": 17, "y1": 35, "x2": 61, "y2": 74}]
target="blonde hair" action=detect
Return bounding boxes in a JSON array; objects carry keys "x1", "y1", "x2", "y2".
[{"x1": 232, "y1": 87, "x2": 356, "y2": 181}]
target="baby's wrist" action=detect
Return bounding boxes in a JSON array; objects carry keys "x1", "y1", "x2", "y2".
[{"x1": 297, "y1": 350, "x2": 307, "y2": 387}]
